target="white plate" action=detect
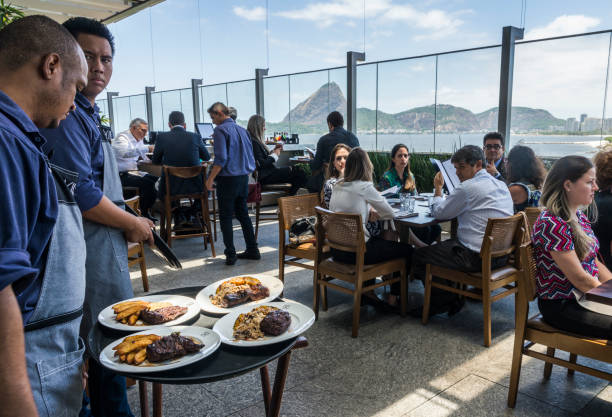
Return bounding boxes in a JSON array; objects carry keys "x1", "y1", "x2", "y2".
[
  {"x1": 99, "y1": 326, "x2": 220, "y2": 374},
  {"x1": 98, "y1": 295, "x2": 200, "y2": 331},
  {"x1": 212, "y1": 301, "x2": 315, "y2": 347},
  {"x1": 196, "y1": 275, "x2": 284, "y2": 315}
]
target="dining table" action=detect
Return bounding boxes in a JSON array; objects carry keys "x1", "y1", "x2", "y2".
[
  {"x1": 391, "y1": 195, "x2": 457, "y2": 238},
  {"x1": 585, "y1": 279, "x2": 612, "y2": 306},
  {"x1": 88, "y1": 286, "x2": 309, "y2": 417}
]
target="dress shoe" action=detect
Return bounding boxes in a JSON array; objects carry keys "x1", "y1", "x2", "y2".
[
  {"x1": 225, "y1": 255, "x2": 237, "y2": 265},
  {"x1": 236, "y1": 250, "x2": 261, "y2": 260}
]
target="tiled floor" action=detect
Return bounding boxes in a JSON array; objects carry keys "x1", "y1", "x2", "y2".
[{"x1": 124, "y1": 215, "x2": 611, "y2": 416}]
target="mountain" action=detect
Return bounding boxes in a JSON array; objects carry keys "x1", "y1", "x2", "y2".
[{"x1": 273, "y1": 82, "x2": 565, "y2": 133}]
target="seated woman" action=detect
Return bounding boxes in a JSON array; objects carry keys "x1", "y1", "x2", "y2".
[
  {"x1": 593, "y1": 147, "x2": 612, "y2": 268},
  {"x1": 378, "y1": 143, "x2": 440, "y2": 245},
  {"x1": 378, "y1": 144, "x2": 417, "y2": 196},
  {"x1": 247, "y1": 115, "x2": 306, "y2": 195},
  {"x1": 330, "y1": 148, "x2": 413, "y2": 306},
  {"x1": 532, "y1": 155, "x2": 612, "y2": 339},
  {"x1": 322, "y1": 143, "x2": 351, "y2": 208},
  {"x1": 506, "y1": 145, "x2": 546, "y2": 212}
]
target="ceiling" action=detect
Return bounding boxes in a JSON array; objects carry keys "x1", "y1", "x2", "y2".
[{"x1": 13, "y1": 0, "x2": 165, "y2": 24}]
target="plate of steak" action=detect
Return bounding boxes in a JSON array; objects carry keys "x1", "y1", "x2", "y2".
[
  {"x1": 196, "y1": 275, "x2": 283, "y2": 315},
  {"x1": 100, "y1": 326, "x2": 220, "y2": 373}
]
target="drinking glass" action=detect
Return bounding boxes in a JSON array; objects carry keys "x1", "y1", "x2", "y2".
[
  {"x1": 399, "y1": 192, "x2": 409, "y2": 211},
  {"x1": 408, "y1": 196, "x2": 416, "y2": 213}
]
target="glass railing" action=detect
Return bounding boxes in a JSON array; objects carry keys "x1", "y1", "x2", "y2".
[{"x1": 99, "y1": 29, "x2": 612, "y2": 157}]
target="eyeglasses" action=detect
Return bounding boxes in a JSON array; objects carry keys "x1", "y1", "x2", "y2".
[{"x1": 484, "y1": 144, "x2": 502, "y2": 150}]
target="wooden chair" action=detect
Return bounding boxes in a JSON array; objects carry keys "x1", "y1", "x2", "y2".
[
  {"x1": 422, "y1": 213, "x2": 526, "y2": 347},
  {"x1": 278, "y1": 194, "x2": 320, "y2": 285},
  {"x1": 314, "y1": 207, "x2": 407, "y2": 338},
  {"x1": 524, "y1": 206, "x2": 543, "y2": 239},
  {"x1": 159, "y1": 165, "x2": 215, "y2": 257},
  {"x1": 124, "y1": 196, "x2": 149, "y2": 292},
  {"x1": 507, "y1": 242, "x2": 612, "y2": 407}
]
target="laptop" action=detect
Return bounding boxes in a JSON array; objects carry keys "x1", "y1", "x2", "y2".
[{"x1": 196, "y1": 122, "x2": 214, "y2": 140}]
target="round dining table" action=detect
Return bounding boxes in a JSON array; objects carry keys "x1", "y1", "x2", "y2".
[{"x1": 88, "y1": 286, "x2": 308, "y2": 417}]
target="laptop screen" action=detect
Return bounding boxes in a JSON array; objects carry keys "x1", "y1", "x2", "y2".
[{"x1": 196, "y1": 122, "x2": 214, "y2": 139}]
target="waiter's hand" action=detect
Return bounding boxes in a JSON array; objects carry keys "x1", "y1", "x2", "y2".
[
  {"x1": 205, "y1": 177, "x2": 215, "y2": 191},
  {"x1": 126, "y1": 216, "x2": 154, "y2": 245},
  {"x1": 148, "y1": 145, "x2": 154, "y2": 152}
]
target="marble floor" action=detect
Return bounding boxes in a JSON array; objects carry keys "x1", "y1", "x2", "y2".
[{"x1": 124, "y1": 214, "x2": 611, "y2": 417}]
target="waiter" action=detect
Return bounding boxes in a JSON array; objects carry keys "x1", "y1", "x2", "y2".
[
  {"x1": 41, "y1": 17, "x2": 153, "y2": 417},
  {"x1": 0, "y1": 16, "x2": 88, "y2": 416}
]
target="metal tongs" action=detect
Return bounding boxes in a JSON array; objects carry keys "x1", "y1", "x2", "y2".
[{"x1": 125, "y1": 205, "x2": 182, "y2": 269}]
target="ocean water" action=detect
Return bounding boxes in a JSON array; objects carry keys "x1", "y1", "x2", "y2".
[{"x1": 299, "y1": 133, "x2": 608, "y2": 157}]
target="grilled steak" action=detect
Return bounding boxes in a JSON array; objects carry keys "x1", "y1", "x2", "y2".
[
  {"x1": 260, "y1": 310, "x2": 291, "y2": 336},
  {"x1": 140, "y1": 305, "x2": 188, "y2": 324},
  {"x1": 223, "y1": 284, "x2": 270, "y2": 307},
  {"x1": 146, "y1": 333, "x2": 203, "y2": 362}
]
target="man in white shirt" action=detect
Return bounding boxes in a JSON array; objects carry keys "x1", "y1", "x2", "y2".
[
  {"x1": 414, "y1": 145, "x2": 513, "y2": 316},
  {"x1": 113, "y1": 117, "x2": 157, "y2": 220}
]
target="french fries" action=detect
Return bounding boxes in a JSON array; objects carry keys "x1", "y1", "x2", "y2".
[
  {"x1": 111, "y1": 300, "x2": 175, "y2": 326},
  {"x1": 113, "y1": 334, "x2": 160, "y2": 366}
]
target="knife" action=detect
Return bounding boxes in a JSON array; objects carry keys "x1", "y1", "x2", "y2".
[{"x1": 124, "y1": 205, "x2": 182, "y2": 269}]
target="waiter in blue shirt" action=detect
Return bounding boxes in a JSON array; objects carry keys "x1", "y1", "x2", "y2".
[
  {"x1": 0, "y1": 16, "x2": 88, "y2": 416},
  {"x1": 41, "y1": 17, "x2": 153, "y2": 417},
  {"x1": 205, "y1": 102, "x2": 258, "y2": 265}
]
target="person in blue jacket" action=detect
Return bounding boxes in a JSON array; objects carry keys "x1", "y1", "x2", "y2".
[{"x1": 0, "y1": 15, "x2": 89, "y2": 417}]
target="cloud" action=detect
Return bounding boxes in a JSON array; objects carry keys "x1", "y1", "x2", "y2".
[
  {"x1": 380, "y1": 5, "x2": 464, "y2": 40},
  {"x1": 275, "y1": 0, "x2": 392, "y2": 28},
  {"x1": 525, "y1": 15, "x2": 600, "y2": 40},
  {"x1": 233, "y1": 6, "x2": 266, "y2": 21}
]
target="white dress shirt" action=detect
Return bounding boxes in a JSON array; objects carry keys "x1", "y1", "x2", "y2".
[
  {"x1": 112, "y1": 129, "x2": 149, "y2": 172},
  {"x1": 329, "y1": 180, "x2": 395, "y2": 241},
  {"x1": 431, "y1": 169, "x2": 513, "y2": 252}
]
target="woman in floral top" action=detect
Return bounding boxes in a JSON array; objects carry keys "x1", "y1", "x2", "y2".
[{"x1": 532, "y1": 155, "x2": 612, "y2": 338}]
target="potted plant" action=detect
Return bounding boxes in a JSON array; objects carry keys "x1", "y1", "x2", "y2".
[{"x1": 0, "y1": 0, "x2": 24, "y2": 29}]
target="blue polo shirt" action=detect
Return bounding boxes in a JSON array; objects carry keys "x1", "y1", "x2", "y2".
[
  {"x1": 41, "y1": 92, "x2": 105, "y2": 212},
  {"x1": 212, "y1": 118, "x2": 255, "y2": 177},
  {"x1": 0, "y1": 90, "x2": 58, "y2": 323}
]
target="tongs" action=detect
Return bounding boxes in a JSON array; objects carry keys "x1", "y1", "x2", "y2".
[{"x1": 124, "y1": 205, "x2": 182, "y2": 269}]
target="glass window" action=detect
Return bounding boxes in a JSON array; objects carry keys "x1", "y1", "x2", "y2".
[
  {"x1": 287, "y1": 70, "x2": 330, "y2": 141},
  {"x1": 227, "y1": 80, "x2": 256, "y2": 128},
  {"x1": 263, "y1": 75, "x2": 290, "y2": 139},
  {"x1": 200, "y1": 84, "x2": 227, "y2": 123},
  {"x1": 356, "y1": 63, "x2": 377, "y2": 149}
]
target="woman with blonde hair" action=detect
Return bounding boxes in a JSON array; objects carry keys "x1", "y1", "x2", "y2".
[
  {"x1": 330, "y1": 148, "x2": 413, "y2": 307},
  {"x1": 532, "y1": 155, "x2": 612, "y2": 338},
  {"x1": 247, "y1": 114, "x2": 306, "y2": 195}
]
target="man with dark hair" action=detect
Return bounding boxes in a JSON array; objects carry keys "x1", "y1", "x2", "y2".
[
  {"x1": 152, "y1": 110, "x2": 210, "y2": 202},
  {"x1": 413, "y1": 145, "x2": 513, "y2": 316},
  {"x1": 307, "y1": 110, "x2": 359, "y2": 192},
  {"x1": 0, "y1": 15, "x2": 88, "y2": 416},
  {"x1": 205, "y1": 102, "x2": 258, "y2": 265},
  {"x1": 483, "y1": 131, "x2": 507, "y2": 181},
  {"x1": 41, "y1": 16, "x2": 153, "y2": 417}
]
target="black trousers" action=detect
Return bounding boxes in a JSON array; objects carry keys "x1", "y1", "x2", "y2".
[
  {"x1": 538, "y1": 297, "x2": 612, "y2": 339},
  {"x1": 215, "y1": 175, "x2": 258, "y2": 257},
  {"x1": 331, "y1": 237, "x2": 413, "y2": 295},
  {"x1": 414, "y1": 239, "x2": 507, "y2": 307},
  {"x1": 260, "y1": 166, "x2": 307, "y2": 195},
  {"x1": 119, "y1": 172, "x2": 157, "y2": 214}
]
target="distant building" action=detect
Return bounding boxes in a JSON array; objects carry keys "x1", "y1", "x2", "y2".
[{"x1": 565, "y1": 117, "x2": 578, "y2": 132}]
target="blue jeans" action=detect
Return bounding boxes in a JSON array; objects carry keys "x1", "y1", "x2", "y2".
[
  {"x1": 86, "y1": 359, "x2": 134, "y2": 417},
  {"x1": 216, "y1": 175, "x2": 258, "y2": 257}
]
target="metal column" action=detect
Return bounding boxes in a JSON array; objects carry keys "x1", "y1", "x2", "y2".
[
  {"x1": 497, "y1": 26, "x2": 524, "y2": 149},
  {"x1": 106, "y1": 91, "x2": 119, "y2": 133},
  {"x1": 144, "y1": 86, "x2": 155, "y2": 127},
  {"x1": 255, "y1": 68, "x2": 268, "y2": 117},
  {"x1": 347, "y1": 51, "x2": 365, "y2": 134},
  {"x1": 191, "y1": 78, "x2": 203, "y2": 128}
]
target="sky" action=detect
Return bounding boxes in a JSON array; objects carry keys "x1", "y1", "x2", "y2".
[{"x1": 104, "y1": 0, "x2": 612, "y2": 123}]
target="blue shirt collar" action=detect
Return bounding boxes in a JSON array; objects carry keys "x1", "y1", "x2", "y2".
[
  {"x1": 75, "y1": 92, "x2": 100, "y2": 118},
  {"x1": 494, "y1": 158, "x2": 502, "y2": 168},
  {"x1": 221, "y1": 118, "x2": 235, "y2": 125},
  {"x1": 0, "y1": 89, "x2": 40, "y2": 135}
]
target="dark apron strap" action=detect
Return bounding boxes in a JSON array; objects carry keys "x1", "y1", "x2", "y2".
[{"x1": 24, "y1": 307, "x2": 83, "y2": 332}]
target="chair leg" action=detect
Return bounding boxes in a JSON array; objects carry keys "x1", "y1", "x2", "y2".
[
  {"x1": 212, "y1": 193, "x2": 218, "y2": 242},
  {"x1": 422, "y1": 264, "x2": 432, "y2": 325},
  {"x1": 255, "y1": 201, "x2": 261, "y2": 240},
  {"x1": 352, "y1": 278, "x2": 363, "y2": 338},
  {"x1": 139, "y1": 244, "x2": 149, "y2": 292},
  {"x1": 567, "y1": 353, "x2": 577, "y2": 376},
  {"x1": 202, "y1": 198, "x2": 215, "y2": 258},
  {"x1": 507, "y1": 326, "x2": 526, "y2": 407},
  {"x1": 165, "y1": 213, "x2": 173, "y2": 248},
  {"x1": 543, "y1": 347, "x2": 555, "y2": 379},
  {"x1": 313, "y1": 272, "x2": 320, "y2": 320},
  {"x1": 400, "y1": 266, "x2": 407, "y2": 317},
  {"x1": 322, "y1": 284, "x2": 328, "y2": 312},
  {"x1": 483, "y1": 290, "x2": 492, "y2": 347}
]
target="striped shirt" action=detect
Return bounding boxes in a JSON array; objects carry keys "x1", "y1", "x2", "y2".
[
  {"x1": 431, "y1": 169, "x2": 513, "y2": 252},
  {"x1": 532, "y1": 209, "x2": 600, "y2": 300}
]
